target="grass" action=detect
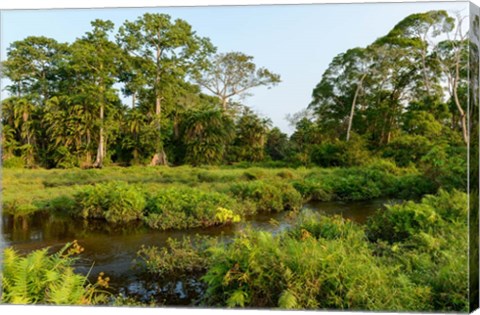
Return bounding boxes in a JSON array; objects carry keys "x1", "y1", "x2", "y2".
[{"x1": 3, "y1": 162, "x2": 436, "y2": 231}]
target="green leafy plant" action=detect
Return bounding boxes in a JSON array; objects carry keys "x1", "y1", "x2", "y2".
[{"x1": 1, "y1": 241, "x2": 110, "y2": 305}]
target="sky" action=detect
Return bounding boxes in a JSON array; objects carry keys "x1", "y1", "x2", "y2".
[{"x1": 0, "y1": 1, "x2": 469, "y2": 134}]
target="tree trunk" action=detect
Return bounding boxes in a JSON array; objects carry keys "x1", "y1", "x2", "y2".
[
  {"x1": 85, "y1": 129, "x2": 92, "y2": 167},
  {"x1": 221, "y1": 97, "x2": 228, "y2": 111},
  {"x1": 453, "y1": 55, "x2": 469, "y2": 144},
  {"x1": 150, "y1": 96, "x2": 168, "y2": 166},
  {"x1": 93, "y1": 103, "x2": 104, "y2": 168},
  {"x1": 346, "y1": 73, "x2": 367, "y2": 142}
]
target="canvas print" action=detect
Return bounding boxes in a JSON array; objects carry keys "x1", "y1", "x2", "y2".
[{"x1": 0, "y1": 1, "x2": 479, "y2": 313}]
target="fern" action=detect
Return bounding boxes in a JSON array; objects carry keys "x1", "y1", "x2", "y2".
[
  {"x1": 1, "y1": 242, "x2": 109, "y2": 305},
  {"x1": 226, "y1": 289, "x2": 248, "y2": 307},
  {"x1": 278, "y1": 289, "x2": 298, "y2": 309}
]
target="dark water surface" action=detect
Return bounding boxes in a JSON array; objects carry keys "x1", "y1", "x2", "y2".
[{"x1": 1, "y1": 199, "x2": 393, "y2": 304}]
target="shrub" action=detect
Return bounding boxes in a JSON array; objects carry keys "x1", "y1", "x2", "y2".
[
  {"x1": 310, "y1": 135, "x2": 371, "y2": 167},
  {"x1": 228, "y1": 181, "x2": 284, "y2": 213},
  {"x1": 76, "y1": 181, "x2": 146, "y2": 224},
  {"x1": 382, "y1": 135, "x2": 432, "y2": 167},
  {"x1": 366, "y1": 200, "x2": 439, "y2": 243},
  {"x1": 366, "y1": 190, "x2": 467, "y2": 244},
  {"x1": 390, "y1": 174, "x2": 436, "y2": 199},
  {"x1": 202, "y1": 224, "x2": 430, "y2": 311},
  {"x1": 366, "y1": 190, "x2": 468, "y2": 312},
  {"x1": 2, "y1": 156, "x2": 25, "y2": 168},
  {"x1": 292, "y1": 179, "x2": 333, "y2": 202},
  {"x1": 289, "y1": 211, "x2": 361, "y2": 241},
  {"x1": 135, "y1": 236, "x2": 214, "y2": 277},
  {"x1": 143, "y1": 187, "x2": 238, "y2": 230}
]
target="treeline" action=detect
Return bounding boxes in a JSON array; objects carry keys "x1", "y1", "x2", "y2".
[
  {"x1": 289, "y1": 10, "x2": 471, "y2": 173},
  {"x1": 1, "y1": 13, "x2": 280, "y2": 168},
  {"x1": 1, "y1": 10, "x2": 473, "y2": 170}
]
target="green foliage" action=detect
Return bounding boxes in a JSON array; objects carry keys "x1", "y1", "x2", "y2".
[
  {"x1": 2, "y1": 156, "x2": 26, "y2": 168},
  {"x1": 310, "y1": 136, "x2": 371, "y2": 167},
  {"x1": 76, "y1": 181, "x2": 146, "y2": 223},
  {"x1": 420, "y1": 144, "x2": 467, "y2": 190},
  {"x1": 201, "y1": 216, "x2": 430, "y2": 311},
  {"x1": 228, "y1": 180, "x2": 284, "y2": 213},
  {"x1": 135, "y1": 236, "x2": 213, "y2": 277},
  {"x1": 181, "y1": 107, "x2": 235, "y2": 165},
  {"x1": 382, "y1": 134, "x2": 433, "y2": 167},
  {"x1": 367, "y1": 190, "x2": 468, "y2": 311},
  {"x1": 1, "y1": 242, "x2": 109, "y2": 305},
  {"x1": 366, "y1": 189, "x2": 466, "y2": 243},
  {"x1": 143, "y1": 187, "x2": 239, "y2": 230},
  {"x1": 229, "y1": 108, "x2": 271, "y2": 163}
]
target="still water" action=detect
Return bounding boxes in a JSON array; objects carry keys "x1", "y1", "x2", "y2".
[{"x1": 1, "y1": 199, "x2": 392, "y2": 304}]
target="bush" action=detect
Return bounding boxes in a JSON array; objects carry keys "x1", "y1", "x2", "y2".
[
  {"x1": 382, "y1": 135, "x2": 432, "y2": 167},
  {"x1": 366, "y1": 190, "x2": 468, "y2": 312},
  {"x1": 310, "y1": 135, "x2": 371, "y2": 167},
  {"x1": 202, "y1": 221, "x2": 430, "y2": 310},
  {"x1": 135, "y1": 236, "x2": 214, "y2": 277},
  {"x1": 2, "y1": 156, "x2": 25, "y2": 168},
  {"x1": 366, "y1": 200, "x2": 439, "y2": 243},
  {"x1": 1, "y1": 241, "x2": 109, "y2": 305},
  {"x1": 143, "y1": 187, "x2": 239, "y2": 230},
  {"x1": 76, "y1": 181, "x2": 146, "y2": 224},
  {"x1": 228, "y1": 181, "x2": 284, "y2": 213},
  {"x1": 289, "y1": 211, "x2": 361, "y2": 240},
  {"x1": 366, "y1": 190, "x2": 466, "y2": 244}
]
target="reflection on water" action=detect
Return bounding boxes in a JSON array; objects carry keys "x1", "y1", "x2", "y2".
[{"x1": 1, "y1": 198, "x2": 394, "y2": 304}]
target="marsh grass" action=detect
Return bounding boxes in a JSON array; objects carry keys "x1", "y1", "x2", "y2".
[{"x1": 3, "y1": 163, "x2": 439, "y2": 231}]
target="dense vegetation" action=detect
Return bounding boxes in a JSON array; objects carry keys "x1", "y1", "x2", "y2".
[
  {"x1": 1, "y1": 8, "x2": 475, "y2": 312},
  {"x1": 134, "y1": 190, "x2": 467, "y2": 311},
  {"x1": 0, "y1": 10, "x2": 472, "y2": 171},
  {"x1": 3, "y1": 162, "x2": 441, "y2": 223}
]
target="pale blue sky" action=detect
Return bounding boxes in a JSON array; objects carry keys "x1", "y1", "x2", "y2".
[{"x1": 0, "y1": 2, "x2": 469, "y2": 133}]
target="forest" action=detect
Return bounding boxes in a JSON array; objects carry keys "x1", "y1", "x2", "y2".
[{"x1": 0, "y1": 9, "x2": 476, "y2": 312}]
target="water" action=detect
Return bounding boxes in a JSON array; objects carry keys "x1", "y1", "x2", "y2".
[{"x1": 1, "y1": 199, "x2": 392, "y2": 304}]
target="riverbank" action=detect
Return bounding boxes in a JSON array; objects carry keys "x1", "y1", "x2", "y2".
[
  {"x1": 3, "y1": 162, "x2": 436, "y2": 231},
  {"x1": 2, "y1": 189, "x2": 468, "y2": 311}
]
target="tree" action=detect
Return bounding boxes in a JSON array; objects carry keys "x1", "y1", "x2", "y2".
[
  {"x1": 117, "y1": 13, "x2": 215, "y2": 166},
  {"x1": 376, "y1": 10, "x2": 454, "y2": 97},
  {"x1": 309, "y1": 47, "x2": 372, "y2": 141},
  {"x1": 181, "y1": 106, "x2": 235, "y2": 165},
  {"x1": 70, "y1": 20, "x2": 123, "y2": 168},
  {"x1": 265, "y1": 127, "x2": 289, "y2": 161},
  {"x1": 2, "y1": 36, "x2": 68, "y2": 103},
  {"x1": 434, "y1": 16, "x2": 469, "y2": 144},
  {"x1": 230, "y1": 107, "x2": 271, "y2": 162},
  {"x1": 194, "y1": 52, "x2": 281, "y2": 111}
]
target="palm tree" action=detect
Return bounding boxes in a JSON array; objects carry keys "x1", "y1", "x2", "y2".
[{"x1": 182, "y1": 107, "x2": 235, "y2": 165}]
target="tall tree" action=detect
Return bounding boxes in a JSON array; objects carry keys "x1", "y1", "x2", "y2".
[
  {"x1": 434, "y1": 15, "x2": 469, "y2": 144},
  {"x1": 70, "y1": 19, "x2": 123, "y2": 168},
  {"x1": 194, "y1": 52, "x2": 281, "y2": 111},
  {"x1": 376, "y1": 10, "x2": 454, "y2": 97},
  {"x1": 309, "y1": 47, "x2": 373, "y2": 141},
  {"x1": 117, "y1": 13, "x2": 215, "y2": 166},
  {"x1": 2, "y1": 36, "x2": 68, "y2": 103}
]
